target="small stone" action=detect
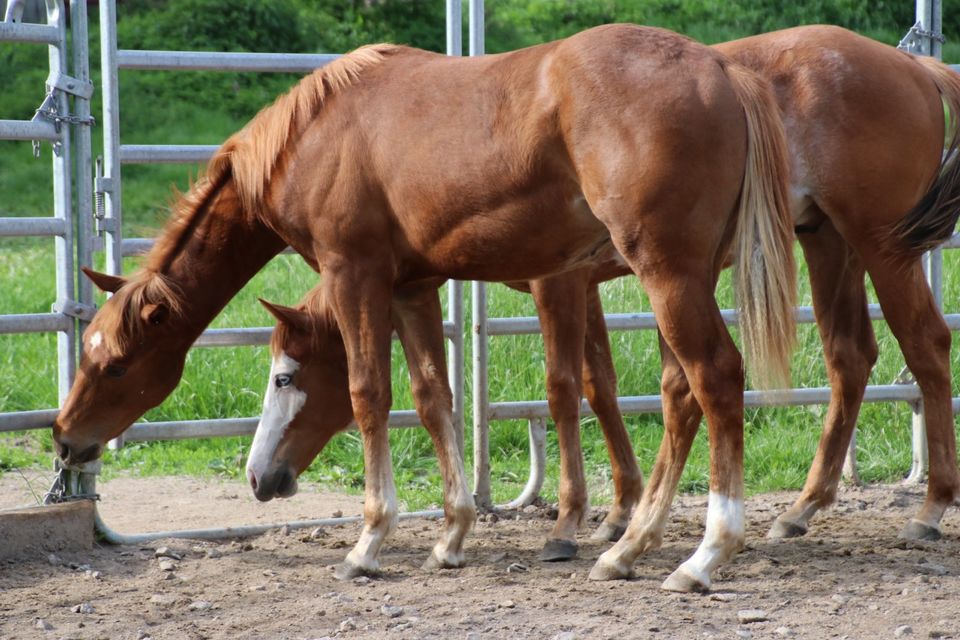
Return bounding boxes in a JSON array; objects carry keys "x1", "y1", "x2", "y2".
[
  {"x1": 248, "y1": 585, "x2": 266, "y2": 592},
  {"x1": 917, "y1": 562, "x2": 948, "y2": 576},
  {"x1": 480, "y1": 604, "x2": 497, "y2": 613},
  {"x1": 353, "y1": 576, "x2": 373, "y2": 586},
  {"x1": 85, "y1": 569, "x2": 102, "y2": 580},
  {"x1": 500, "y1": 600, "x2": 516, "y2": 609},
  {"x1": 279, "y1": 525, "x2": 291, "y2": 536},
  {"x1": 154, "y1": 547, "x2": 182, "y2": 561},
  {"x1": 339, "y1": 618, "x2": 356, "y2": 632},
  {"x1": 552, "y1": 633, "x2": 576, "y2": 640},
  {"x1": 189, "y1": 600, "x2": 212, "y2": 611},
  {"x1": 158, "y1": 559, "x2": 177, "y2": 572},
  {"x1": 895, "y1": 626, "x2": 913, "y2": 638},
  {"x1": 737, "y1": 609, "x2": 768, "y2": 624},
  {"x1": 72, "y1": 603, "x2": 95, "y2": 614},
  {"x1": 332, "y1": 510, "x2": 343, "y2": 518},
  {"x1": 136, "y1": 629, "x2": 150, "y2": 639},
  {"x1": 47, "y1": 553, "x2": 61, "y2": 566},
  {"x1": 929, "y1": 632, "x2": 948, "y2": 639},
  {"x1": 150, "y1": 594, "x2": 178, "y2": 606},
  {"x1": 774, "y1": 627, "x2": 795, "y2": 637},
  {"x1": 381, "y1": 604, "x2": 404, "y2": 618},
  {"x1": 206, "y1": 548, "x2": 222, "y2": 559},
  {"x1": 310, "y1": 527, "x2": 327, "y2": 539},
  {"x1": 466, "y1": 633, "x2": 481, "y2": 640},
  {"x1": 710, "y1": 593, "x2": 737, "y2": 602},
  {"x1": 34, "y1": 618, "x2": 53, "y2": 630},
  {"x1": 880, "y1": 574, "x2": 898, "y2": 583},
  {"x1": 506, "y1": 562, "x2": 528, "y2": 574},
  {"x1": 736, "y1": 631, "x2": 753, "y2": 639},
  {"x1": 522, "y1": 505, "x2": 538, "y2": 514}
]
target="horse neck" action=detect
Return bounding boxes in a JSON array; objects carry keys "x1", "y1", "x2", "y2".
[{"x1": 161, "y1": 197, "x2": 286, "y2": 341}]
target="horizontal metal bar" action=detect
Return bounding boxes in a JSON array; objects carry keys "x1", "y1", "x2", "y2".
[
  {"x1": 487, "y1": 305, "x2": 885, "y2": 336},
  {"x1": 0, "y1": 409, "x2": 59, "y2": 432},
  {"x1": 120, "y1": 144, "x2": 218, "y2": 164},
  {"x1": 0, "y1": 217, "x2": 66, "y2": 237},
  {"x1": 488, "y1": 384, "x2": 924, "y2": 421},
  {"x1": 116, "y1": 50, "x2": 338, "y2": 73},
  {"x1": 0, "y1": 21, "x2": 58, "y2": 44},
  {"x1": 943, "y1": 233, "x2": 960, "y2": 249},
  {"x1": 0, "y1": 313, "x2": 71, "y2": 334},
  {"x1": 125, "y1": 410, "x2": 424, "y2": 442},
  {"x1": 94, "y1": 506, "x2": 442, "y2": 545},
  {"x1": 0, "y1": 118, "x2": 59, "y2": 141},
  {"x1": 193, "y1": 328, "x2": 271, "y2": 348}
]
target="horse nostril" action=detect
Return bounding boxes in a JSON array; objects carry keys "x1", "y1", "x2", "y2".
[
  {"x1": 247, "y1": 469, "x2": 258, "y2": 492},
  {"x1": 56, "y1": 441, "x2": 70, "y2": 461}
]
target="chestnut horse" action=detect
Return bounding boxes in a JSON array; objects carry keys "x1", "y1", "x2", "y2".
[
  {"x1": 53, "y1": 24, "x2": 795, "y2": 590},
  {"x1": 249, "y1": 26, "x2": 960, "y2": 592}
]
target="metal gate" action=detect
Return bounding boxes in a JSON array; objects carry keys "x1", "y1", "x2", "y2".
[{"x1": 1, "y1": 0, "x2": 958, "y2": 539}]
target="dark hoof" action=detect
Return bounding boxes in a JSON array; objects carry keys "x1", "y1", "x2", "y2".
[
  {"x1": 591, "y1": 521, "x2": 627, "y2": 542},
  {"x1": 899, "y1": 519, "x2": 942, "y2": 541},
  {"x1": 333, "y1": 561, "x2": 375, "y2": 580},
  {"x1": 767, "y1": 517, "x2": 808, "y2": 539},
  {"x1": 540, "y1": 538, "x2": 578, "y2": 562}
]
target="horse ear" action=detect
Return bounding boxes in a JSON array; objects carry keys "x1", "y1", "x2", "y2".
[
  {"x1": 259, "y1": 298, "x2": 311, "y2": 332},
  {"x1": 82, "y1": 267, "x2": 127, "y2": 293},
  {"x1": 140, "y1": 303, "x2": 168, "y2": 326}
]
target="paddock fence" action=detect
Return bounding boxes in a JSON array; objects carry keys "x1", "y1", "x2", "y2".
[{"x1": 0, "y1": 0, "x2": 957, "y2": 539}]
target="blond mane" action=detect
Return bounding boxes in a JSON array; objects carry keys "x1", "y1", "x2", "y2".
[{"x1": 226, "y1": 43, "x2": 398, "y2": 214}]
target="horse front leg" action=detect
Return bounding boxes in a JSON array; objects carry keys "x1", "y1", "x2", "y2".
[
  {"x1": 530, "y1": 270, "x2": 590, "y2": 561},
  {"x1": 391, "y1": 287, "x2": 476, "y2": 570},
  {"x1": 581, "y1": 282, "x2": 643, "y2": 542},
  {"x1": 326, "y1": 269, "x2": 398, "y2": 580}
]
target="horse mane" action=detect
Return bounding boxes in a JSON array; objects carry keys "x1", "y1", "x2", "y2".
[
  {"x1": 99, "y1": 45, "x2": 397, "y2": 356},
  {"x1": 269, "y1": 286, "x2": 341, "y2": 356},
  {"x1": 227, "y1": 43, "x2": 398, "y2": 214}
]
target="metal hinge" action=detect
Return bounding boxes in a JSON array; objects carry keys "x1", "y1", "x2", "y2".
[
  {"x1": 52, "y1": 298, "x2": 98, "y2": 322},
  {"x1": 49, "y1": 73, "x2": 95, "y2": 100},
  {"x1": 93, "y1": 156, "x2": 117, "y2": 237}
]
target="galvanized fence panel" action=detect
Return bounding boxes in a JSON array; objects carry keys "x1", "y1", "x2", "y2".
[{"x1": 0, "y1": 0, "x2": 89, "y2": 432}]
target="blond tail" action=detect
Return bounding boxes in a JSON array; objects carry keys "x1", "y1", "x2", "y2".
[{"x1": 723, "y1": 63, "x2": 796, "y2": 389}]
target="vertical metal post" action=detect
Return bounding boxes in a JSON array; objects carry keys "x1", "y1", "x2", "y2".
[
  {"x1": 445, "y1": 0, "x2": 465, "y2": 459},
  {"x1": 71, "y1": 0, "x2": 94, "y2": 334},
  {"x1": 100, "y1": 0, "x2": 125, "y2": 449},
  {"x1": 906, "y1": 0, "x2": 942, "y2": 483},
  {"x1": 46, "y1": 0, "x2": 75, "y2": 402},
  {"x1": 468, "y1": 0, "x2": 490, "y2": 507}
]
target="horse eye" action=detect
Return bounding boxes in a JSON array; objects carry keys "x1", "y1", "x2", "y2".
[
  {"x1": 275, "y1": 373, "x2": 293, "y2": 389},
  {"x1": 105, "y1": 364, "x2": 127, "y2": 378}
]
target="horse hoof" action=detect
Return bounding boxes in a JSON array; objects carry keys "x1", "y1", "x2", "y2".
[
  {"x1": 899, "y1": 519, "x2": 942, "y2": 541},
  {"x1": 662, "y1": 566, "x2": 710, "y2": 593},
  {"x1": 587, "y1": 557, "x2": 633, "y2": 581},
  {"x1": 333, "y1": 561, "x2": 374, "y2": 581},
  {"x1": 767, "y1": 517, "x2": 807, "y2": 539},
  {"x1": 540, "y1": 538, "x2": 578, "y2": 562},
  {"x1": 422, "y1": 552, "x2": 464, "y2": 571},
  {"x1": 591, "y1": 522, "x2": 627, "y2": 542}
]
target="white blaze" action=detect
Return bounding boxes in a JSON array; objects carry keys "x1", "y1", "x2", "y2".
[
  {"x1": 88, "y1": 331, "x2": 103, "y2": 352},
  {"x1": 246, "y1": 352, "x2": 307, "y2": 483}
]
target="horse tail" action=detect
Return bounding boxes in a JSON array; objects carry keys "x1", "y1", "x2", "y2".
[
  {"x1": 889, "y1": 56, "x2": 960, "y2": 255},
  {"x1": 723, "y1": 62, "x2": 796, "y2": 389}
]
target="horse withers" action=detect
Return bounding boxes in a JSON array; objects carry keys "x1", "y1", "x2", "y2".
[{"x1": 53, "y1": 24, "x2": 794, "y2": 591}]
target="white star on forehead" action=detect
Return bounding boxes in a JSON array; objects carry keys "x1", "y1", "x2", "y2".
[{"x1": 88, "y1": 331, "x2": 103, "y2": 351}]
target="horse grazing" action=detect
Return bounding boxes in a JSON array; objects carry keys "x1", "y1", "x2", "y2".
[
  {"x1": 52, "y1": 24, "x2": 795, "y2": 590},
  {"x1": 246, "y1": 253, "x2": 643, "y2": 567}
]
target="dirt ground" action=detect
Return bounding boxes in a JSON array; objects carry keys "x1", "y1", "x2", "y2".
[{"x1": 2, "y1": 471, "x2": 960, "y2": 640}]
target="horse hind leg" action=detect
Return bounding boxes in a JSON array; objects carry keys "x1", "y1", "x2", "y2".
[
  {"x1": 589, "y1": 330, "x2": 704, "y2": 580},
  {"x1": 769, "y1": 218, "x2": 877, "y2": 539},
  {"x1": 581, "y1": 283, "x2": 644, "y2": 542},
  {"x1": 391, "y1": 288, "x2": 476, "y2": 570},
  {"x1": 864, "y1": 253, "x2": 960, "y2": 540}
]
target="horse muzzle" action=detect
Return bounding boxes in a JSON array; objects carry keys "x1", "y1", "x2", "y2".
[{"x1": 249, "y1": 464, "x2": 298, "y2": 502}]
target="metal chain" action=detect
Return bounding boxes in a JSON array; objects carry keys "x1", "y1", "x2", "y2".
[
  {"x1": 43, "y1": 459, "x2": 101, "y2": 505},
  {"x1": 31, "y1": 89, "x2": 96, "y2": 158},
  {"x1": 898, "y1": 21, "x2": 946, "y2": 53}
]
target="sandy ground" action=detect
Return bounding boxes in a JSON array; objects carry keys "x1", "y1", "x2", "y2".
[{"x1": 2, "y1": 471, "x2": 960, "y2": 640}]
